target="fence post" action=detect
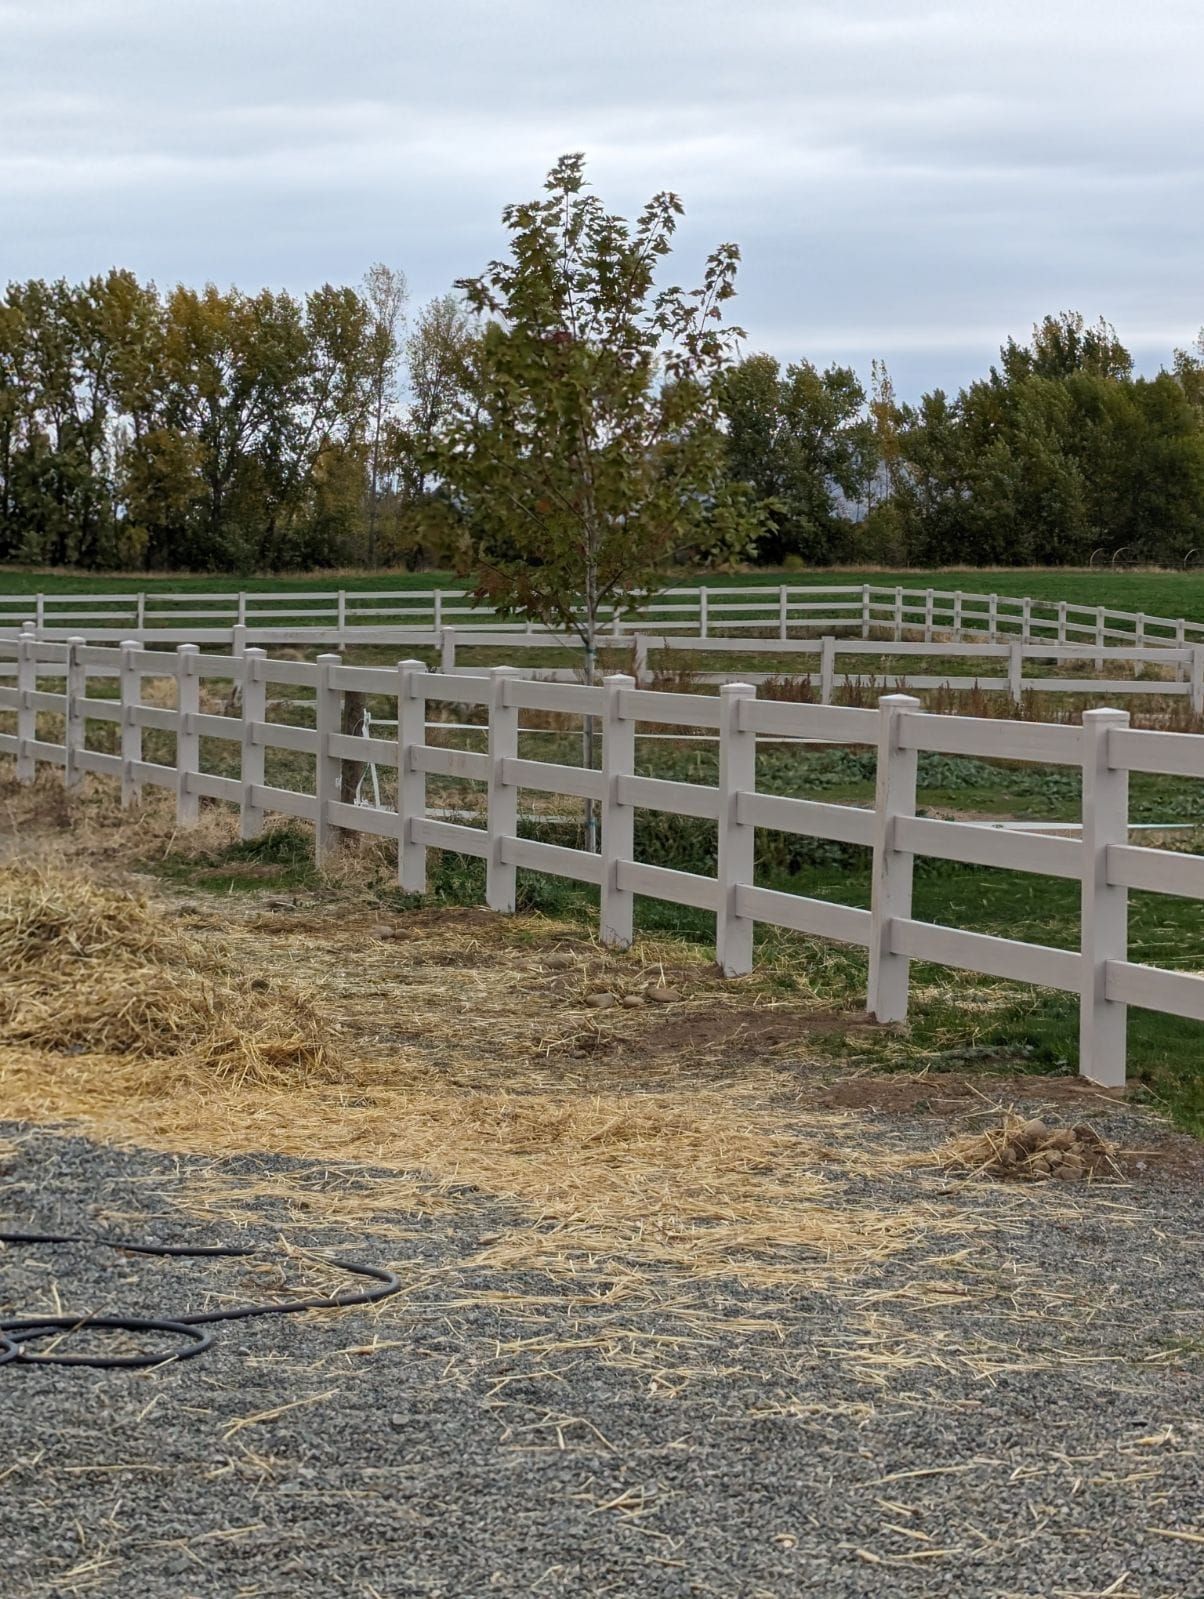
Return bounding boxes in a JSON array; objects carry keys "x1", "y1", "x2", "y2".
[
  {"x1": 15, "y1": 628, "x2": 36, "y2": 784},
  {"x1": 953, "y1": 591, "x2": 963, "y2": 642},
  {"x1": 699, "y1": 586, "x2": 709, "y2": 640},
  {"x1": 314, "y1": 652, "x2": 342, "y2": 863},
  {"x1": 1175, "y1": 619, "x2": 1186, "y2": 682},
  {"x1": 778, "y1": 586, "x2": 789, "y2": 641},
  {"x1": 231, "y1": 623, "x2": 247, "y2": 661},
  {"x1": 136, "y1": 593, "x2": 146, "y2": 636},
  {"x1": 716, "y1": 681, "x2": 757, "y2": 977},
  {"x1": 237, "y1": 591, "x2": 247, "y2": 627},
  {"x1": 820, "y1": 636, "x2": 836, "y2": 705},
  {"x1": 440, "y1": 627, "x2": 456, "y2": 674},
  {"x1": 1008, "y1": 642, "x2": 1024, "y2": 707},
  {"x1": 64, "y1": 635, "x2": 86, "y2": 791},
  {"x1": 1135, "y1": 612, "x2": 1146, "y2": 650},
  {"x1": 600, "y1": 673, "x2": 636, "y2": 948},
  {"x1": 988, "y1": 593, "x2": 998, "y2": 642},
  {"x1": 35, "y1": 593, "x2": 44, "y2": 632},
  {"x1": 632, "y1": 633, "x2": 650, "y2": 688},
  {"x1": 923, "y1": 589, "x2": 934, "y2": 642},
  {"x1": 1021, "y1": 596, "x2": 1032, "y2": 644},
  {"x1": 1079, "y1": 708, "x2": 1130, "y2": 1087},
  {"x1": 433, "y1": 590, "x2": 443, "y2": 632},
  {"x1": 868, "y1": 693, "x2": 921, "y2": 1022},
  {"x1": 337, "y1": 590, "x2": 347, "y2": 645},
  {"x1": 396, "y1": 658, "x2": 427, "y2": 893},
  {"x1": 1192, "y1": 646, "x2": 1204, "y2": 717},
  {"x1": 486, "y1": 666, "x2": 521, "y2": 913},
  {"x1": 1095, "y1": 606, "x2": 1105, "y2": 667},
  {"x1": 240, "y1": 646, "x2": 267, "y2": 840},
  {"x1": 120, "y1": 638, "x2": 142, "y2": 807},
  {"x1": 175, "y1": 644, "x2": 200, "y2": 826},
  {"x1": 1058, "y1": 600, "x2": 1068, "y2": 646},
  {"x1": 861, "y1": 584, "x2": 871, "y2": 639},
  {"x1": 893, "y1": 587, "x2": 903, "y2": 641}
]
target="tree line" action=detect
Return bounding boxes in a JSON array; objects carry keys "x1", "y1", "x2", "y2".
[{"x1": 2, "y1": 211, "x2": 1203, "y2": 576}]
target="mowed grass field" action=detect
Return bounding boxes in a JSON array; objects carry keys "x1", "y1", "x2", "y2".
[{"x1": 5, "y1": 565, "x2": 1204, "y2": 623}]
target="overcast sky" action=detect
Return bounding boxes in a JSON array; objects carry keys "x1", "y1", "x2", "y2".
[{"x1": 2, "y1": 0, "x2": 1201, "y2": 396}]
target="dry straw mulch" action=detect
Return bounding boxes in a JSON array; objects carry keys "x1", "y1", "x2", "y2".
[{"x1": 0, "y1": 863, "x2": 338, "y2": 1088}]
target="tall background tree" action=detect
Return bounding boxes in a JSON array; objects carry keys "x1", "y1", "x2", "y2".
[{"x1": 429, "y1": 151, "x2": 760, "y2": 680}]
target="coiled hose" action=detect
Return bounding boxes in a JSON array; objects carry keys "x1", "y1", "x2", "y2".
[{"x1": 0, "y1": 1230, "x2": 401, "y2": 1369}]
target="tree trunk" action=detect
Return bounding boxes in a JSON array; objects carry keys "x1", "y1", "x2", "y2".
[{"x1": 338, "y1": 688, "x2": 368, "y2": 842}]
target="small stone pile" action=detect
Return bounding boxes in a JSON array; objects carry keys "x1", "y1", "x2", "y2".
[{"x1": 947, "y1": 1115, "x2": 1116, "y2": 1182}]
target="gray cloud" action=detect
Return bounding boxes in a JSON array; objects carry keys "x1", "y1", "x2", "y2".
[{"x1": 1, "y1": 0, "x2": 1201, "y2": 394}]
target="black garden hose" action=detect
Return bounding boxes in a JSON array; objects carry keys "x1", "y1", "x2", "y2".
[{"x1": 0, "y1": 1230, "x2": 401, "y2": 1369}]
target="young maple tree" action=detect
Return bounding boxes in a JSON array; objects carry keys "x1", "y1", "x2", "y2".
[{"x1": 432, "y1": 152, "x2": 758, "y2": 681}]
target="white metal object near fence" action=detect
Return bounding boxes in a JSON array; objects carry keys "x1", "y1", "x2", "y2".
[{"x1": 2, "y1": 633, "x2": 1203, "y2": 1088}]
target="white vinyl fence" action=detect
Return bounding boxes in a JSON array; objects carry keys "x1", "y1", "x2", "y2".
[
  {"x1": 3, "y1": 633, "x2": 1203, "y2": 1089},
  {"x1": 4, "y1": 581, "x2": 1202, "y2": 652}
]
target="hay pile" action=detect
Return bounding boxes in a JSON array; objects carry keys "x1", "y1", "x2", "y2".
[
  {"x1": 0, "y1": 864, "x2": 338, "y2": 1087},
  {"x1": 943, "y1": 1114, "x2": 1117, "y2": 1182}
]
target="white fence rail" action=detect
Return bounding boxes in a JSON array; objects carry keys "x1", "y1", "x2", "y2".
[
  {"x1": 3, "y1": 634, "x2": 1203, "y2": 1088},
  {"x1": 3, "y1": 581, "x2": 1201, "y2": 652}
]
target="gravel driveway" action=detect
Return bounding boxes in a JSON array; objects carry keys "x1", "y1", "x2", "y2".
[{"x1": 2, "y1": 1117, "x2": 1202, "y2": 1599}]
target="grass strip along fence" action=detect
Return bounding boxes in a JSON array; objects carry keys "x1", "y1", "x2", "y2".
[{"x1": 3, "y1": 633, "x2": 1203, "y2": 1090}]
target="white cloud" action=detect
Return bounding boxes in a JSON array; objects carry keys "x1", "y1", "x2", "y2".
[{"x1": 0, "y1": 0, "x2": 1200, "y2": 393}]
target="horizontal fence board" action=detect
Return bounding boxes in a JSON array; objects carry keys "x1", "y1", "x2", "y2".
[
  {"x1": 898, "y1": 711, "x2": 1083, "y2": 766},
  {"x1": 411, "y1": 672, "x2": 491, "y2": 707},
  {"x1": 889, "y1": 918, "x2": 1082, "y2": 991},
  {"x1": 325, "y1": 798, "x2": 398, "y2": 838},
  {"x1": 413, "y1": 746, "x2": 489, "y2": 782},
  {"x1": 128, "y1": 758, "x2": 178, "y2": 789},
  {"x1": 500, "y1": 835, "x2": 606, "y2": 885},
  {"x1": 77, "y1": 696, "x2": 122, "y2": 722},
  {"x1": 505, "y1": 679, "x2": 606, "y2": 716},
  {"x1": 502, "y1": 756, "x2": 605, "y2": 801},
  {"x1": 410, "y1": 816, "x2": 490, "y2": 857},
  {"x1": 250, "y1": 783, "x2": 321, "y2": 822},
  {"x1": 1107, "y1": 844, "x2": 1204, "y2": 900},
  {"x1": 191, "y1": 711, "x2": 243, "y2": 741},
  {"x1": 326, "y1": 730, "x2": 397, "y2": 766},
  {"x1": 617, "y1": 772, "x2": 721, "y2": 820},
  {"x1": 257, "y1": 722, "x2": 321, "y2": 756},
  {"x1": 73, "y1": 747, "x2": 121, "y2": 775},
  {"x1": 619, "y1": 688, "x2": 724, "y2": 729},
  {"x1": 183, "y1": 771, "x2": 241, "y2": 802},
  {"x1": 131, "y1": 705, "x2": 180, "y2": 734},
  {"x1": 734, "y1": 883, "x2": 872, "y2": 946},
  {"x1": 26, "y1": 738, "x2": 66, "y2": 764},
  {"x1": 1108, "y1": 727, "x2": 1204, "y2": 780},
  {"x1": 737, "y1": 791, "x2": 874, "y2": 845},
  {"x1": 894, "y1": 815, "x2": 1084, "y2": 879},
  {"x1": 1105, "y1": 960, "x2": 1204, "y2": 1022},
  {"x1": 616, "y1": 858, "x2": 720, "y2": 911},
  {"x1": 740, "y1": 699, "x2": 878, "y2": 743}
]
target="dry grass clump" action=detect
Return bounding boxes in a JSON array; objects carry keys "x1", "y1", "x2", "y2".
[
  {"x1": 0, "y1": 863, "x2": 339, "y2": 1087},
  {"x1": 942, "y1": 1113, "x2": 1119, "y2": 1182}
]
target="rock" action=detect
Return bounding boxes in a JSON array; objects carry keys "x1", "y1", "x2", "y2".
[
  {"x1": 544, "y1": 953, "x2": 576, "y2": 970},
  {"x1": 1073, "y1": 1124, "x2": 1103, "y2": 1147},
  {"x1": 620, "y1": 994, "x2": 646, "y2": 1008},
  {"x1": 1016, "y1": 1118, "x2": 1048, "y2": 1150},
  {"x1": 370, "y1": 924, "x2": 395, "y2": 940},
  {"x1": 585, "y1": 992, "x2": 617, "y2": 1010},
  {"x1": 1047, "y1": 1128, "x2": 1076, "y2": 1151},
  {"x1": 646, "y1": 985, "x2": 682, "y2": 1004}
]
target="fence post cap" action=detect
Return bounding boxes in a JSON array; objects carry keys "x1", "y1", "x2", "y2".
[{"x1": 720, "y1": 680, "x2": 757, "y2": 696}]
